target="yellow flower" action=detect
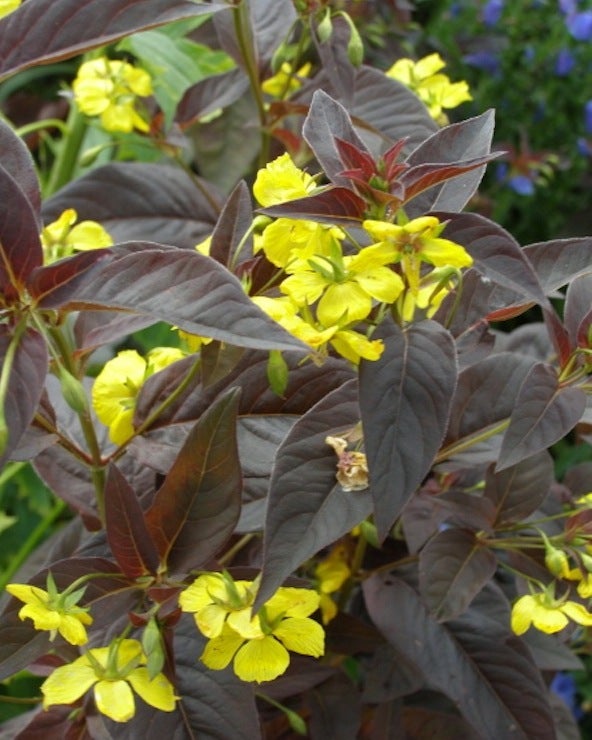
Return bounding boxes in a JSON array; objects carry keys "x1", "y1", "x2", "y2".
[
  {"x1": 6, "y1": 581, "x2": 92, "y2": 646},
  {"x1": 72, "y1": 57, "x2": 153, "y2": 134},
  {"x1": 179, "y1": 572, "x2": 256, "y2": 639},
  {"x1": 400, "y1": 267, "x2": 454, "y2": 322},
  {"x1": 363, "y1": 217, "x2": 472, "y2": 295},
  {"x1": 315, "y1": 545, "x2": 351, "y2": 624},
  {"x1": 252, "y1": 152, "x2": 315, "y2": 207},
  {"x1": 281, "y1": 242, "x2": 404, "y2": 327},
  {"x1": 200, "y1": 587, "x2": 325, "y2": 683},
  {"x1": 386, "y1": 53, "x2": 471, "y2": 123},
  {"x1": 41, "y1": 639, "x2": 177, "y2": 723},
  {"x1": 41, "y1": 208, "x2": 113, "y2": 263},
  {"x1": 0, "y1": 0, "x2": 20, "y2": 19},
  {"x1": 92, "y1": 347, "x2": 185, "y2": 445},
  {"x1": 259, "y1": 218, "x2": 344, "y2": 268},
  {"x1": 511, "y1": 592, "x2": 592, "y2": 635},
  {"x1": 261, "y1": 62, "x2": 312, "y2": 98}
]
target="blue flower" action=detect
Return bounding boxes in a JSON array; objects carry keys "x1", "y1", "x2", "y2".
[
  {"x1": 555, "y1": 48, "x2": 576, "y2": 76},
  {"x1": 463, "y1": 51, "x2": 500, "y2": 74},
  {"x1": 584, "y1": 100, "x2": 592, "y2": 134},
  {"x1": 550, "y1": 672, "x2": 583, "y2": 720},
  {"x1": 566, "y1": 11, "x2": 592, "y2": 41},
  {"x1": 559, "y1": 0, "x2": 577, "y2": 15},
  {"x1": 508, "y1": 175, "x2": 535, "y2": 196},
  {"x1": 482, "y1": 0, "x2": 503, "y2": 26}
]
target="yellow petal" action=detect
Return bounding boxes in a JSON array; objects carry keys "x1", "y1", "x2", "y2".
[
  {"x1": 127, "y1": 667, "x2": 177, "y2": 712},
  {"x1": 67, "y1": 221, "x2": 113, "y2": 251},
  {"x1": 200, "y1": 627, "x2": 245, "y2": 671},
  {"x1": 6, "y1": 584, "x2": 49, "y2": 606},
  {"x1": 233, "y1": 636, "x2": 290, "y2": 683},
  {"x1": 0, "y1": 0, "x2": 21, "y2": 20},
  {"x1": 272, "y1": 617, "x2": 325, "y2": 657},
  {"x1": 318, "y1": 282, "x2": 371, "y2": 326},
  {"x1": 531, "y1": 603, "x2": 569, "y2": 634},
  {"x1": 195, "y1": 604, "x2": 230, "y2": 639},
  {"x1": 94, "y1": 679, "x2": 136, "y2": 722},
  {"x1": 330, "y1": 330, "x2": 384, "y2": 364},
  {"x1": 354, "y1": 267, "x2": 405, "y2": 304},
  {"x1": 267, "y1": 588, "x2": 321, "y2": 619},
  {"x1": 42, "y1": 658, "x2": 97, "y2": 708},
  {"x1": 560, "y1": 601, "x2": 592, "y2": 626},
  {"x1": 510, "y1": 595, "x2": 535, "y2": 635},
  {"x1": 414, "y1": 53, "x2": 446, "y2": 79},
  {"x1": 19, "y1": 603, "x2": 61, "y2": 631},
  {"x1": 252, "y1": 153, "x2": 315, "y2": 207},
  {"x1": 58, "y1": 614, "x2": 90, "y2": 646},
  {"x1": 420, "y1": 238, "x2": 473, "y2": 268}
]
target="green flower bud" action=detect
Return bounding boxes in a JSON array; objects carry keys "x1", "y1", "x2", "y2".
[
  {"x1": 58, "y1": 367, "x2": 89, "y2": 413},
  {"x1": 267, "y1": 349, "x2": 288, "y2": 397},
  {"x1": 316, "y1": 8, "x2": 333, "y2": 44},
  {"x1": 142, "y1": 617, "x2": 165, "y2": 680}
]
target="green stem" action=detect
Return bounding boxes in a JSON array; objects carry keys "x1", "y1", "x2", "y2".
[
  {"x1": 218, "y1": 534, "x2": 255, "y2": 566},
  {"x1": 233, "y1": 1, "x2": 270, "y2": 168},
  {"x1": 45, "y1": 101, "x2": 88, "y2": 197},
  {"x1": 0, "y1": 498, "x2": 67, "y2": 591},
  {"x1": 435, "y1": 419, "x2": 510, "y2": 462},
  {"x1": 0, "y1": 320, "x2": 27, "y2": 453},
  {"x1": 15, "y1": 118, "x2": 69, "y2": 139}
]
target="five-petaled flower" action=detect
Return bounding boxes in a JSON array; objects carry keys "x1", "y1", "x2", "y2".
[
  {"x1": 41, "y1": 638, "x2": 177, "y2": 723},
  {"x1": 511, "y1": 591, "x2": 592, "y2": 635},
  {"x1": 72, "y1": 57, "x2": 153, "y2": 133},
  {"x1": 180, "y1": 573, "x2": 325, "y2": 683},
  {"x1": 7, "y1": 579, "x2": 92, "y2": 646}
]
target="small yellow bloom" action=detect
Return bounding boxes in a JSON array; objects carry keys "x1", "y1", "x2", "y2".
[
  {"x1": 259, "y1": 218, "x2": 344, "y2": 268},
  {"x1": 261, "y1": 62, "x2": 312, "y2": 98},
  {"x1": 41, "y1": 209, "x2": 113, "y2": 263},
  {"x1": 252, "y1": 152, "x2": 315, "y2": 207},
  {"x1": 0, "y1": 0, "x2": 20, "y2": 19},
  {"x1": 199, "y1": 586, "x2": 325, "y2": 683},
  {"x1": 6, "y1": 582, "x2": 92, "y2": 646},
  {"x1": 386, "y1": 53, "x2": 471, "y2": 124},
  {"x1": 92, "y1": 347, "x2": 185, "y2": 445},
  {"x1": 73, "y1": 57, "x2": 153, "y2": 134},
  {"x1": 41, "y1": 639, "x2": 177, "y2": 723},
  {"x1": 315, "y1": 545, "x2": 351, "y2": 624},
  {"x1": 511, "y1": 591, "x2": 592, "y2": 635}
]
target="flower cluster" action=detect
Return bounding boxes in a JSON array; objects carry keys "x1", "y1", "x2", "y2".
[
  {"x1": 386, "y1": 53, "x2": 472, "y2": 124},
  {"x1": 92, "y1": 347, "x2": 186, "y2": 445},
  {"x1": 72, "y1": 57, "x2": 153, "y2": 134},
  {"x1": 179, "y1": 572, "x2": 325, "y2": 683},
  {"x1": 41, "y1": 208, "x2": 113, "y2": 263}
]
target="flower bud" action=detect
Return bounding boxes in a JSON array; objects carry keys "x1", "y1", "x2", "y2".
[
  {"x1": 58, "y1": 367, "x2": 89, "y2": 413},
  {"x1": 267, "y1": 349, "x2": 288, "y2": 397},
  {"x1": 316, "y1": 9, "x2": 333, "y2": 44}
]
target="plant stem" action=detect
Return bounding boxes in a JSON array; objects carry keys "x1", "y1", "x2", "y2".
[
  {"x1": 435, "y1": 418, "x2": 510, "y2": 462},
  {"x1": 45, "y1": 101, "x2": 87, "y2": 197}
]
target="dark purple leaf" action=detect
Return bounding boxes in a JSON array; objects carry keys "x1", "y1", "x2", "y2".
[
  {"x1": 307, "y1": 673, "x2": 361, "y2": 740},
  {"x1": 0, "y1": 327, "x2": 48, "y2": 468},
  {"x1": 213, "y1": 0, "x2": 296, "y2": 73},
  {"x1": 73, "y1": 311, "x2": 156, "y2": 352},
  {"x1": 359, "y1": 320, "x2": 457, "y2": 541},
  {"x1": 405, "y1": 110, "x2": 495, "y2": 215},
  {"x1": 256, "y1": 380, "x2": 371, "y2": 608},
  {"x1": 564, "y1": 272, "x2": 592, "y2": 347},
  {"x1": 36, "y1": 244, "x2": 306, "y2": 352},
  {"x1": 200, "y1": 342, "x2": 245, "y2": 388},
  {"x1": 435, "y1": 212, "x2": 548, "y2": 307},
  {"x1": 0, "y1": 165, "x2": 42, "y2": 298},
  {"x1": 176, "y1": 67, "x2": 250, "y2": 126},
  {"x1": 418, "y1": 528, "x2": 497, "y2": 621},
  {"x1": 524, "y1": 237, "x2": 592, "y2": 294},
  {"x1": 497, "y1": 363, "x2": 587, "y2": 471},
  {"x1": 28, "y1": 248, "x2": 112, "y2": 304},
  {"x1": 42, "y1": 163, "x2": 222, "y2": 250},
  {"x1": 135, "y1": 348, "x2": 354, "y2": 427},
  {"x1": 145, "y1": 388, "x2": 242, "y2": 573},
  {"x1": 403, "y1": 707, "x2": 482, "y2": 740},
  {"x1": 209, "y1": 180, "x2": 253, "y2": 267},
  {"x1": 302, "y1": 90, "x2": 370, "y2": 187},
  {"x1": 260, "y1": 186, "x2": 367, "y2": 225},
  {"x1": 484, "y1": 451, "x2": 554, "y2": 526},
  {"x1": 363, "y1": 575, "x2": 555, "y2": 740},
  {"x1": 0, "y1": 0, "x2": 226, "y2": 80},
  {"x1": 0, "y1": 117, "x2": 40, "y2": 214},
  {"x1": 104, "y1": 464, "x2": 160, "y2": 578}
]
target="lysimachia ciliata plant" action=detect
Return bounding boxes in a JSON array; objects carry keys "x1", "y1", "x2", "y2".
[{"x1": 0, "y1": 0, "x2": 592, "y2": 737}]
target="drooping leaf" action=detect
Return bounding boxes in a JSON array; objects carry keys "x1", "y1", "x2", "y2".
[
  {"x1": 0, "y1": 165, "x2": 43, "y2": 299},
  {"x1": 418, "y1": 528, "x2": 497, "y2": 621},
  {"x1": 484, "y1": 450, "x2": 554, "y2": 526},
  {"x1": 256, "y1": 379, "x2": 371, "y2": 608},
  {"x1": 404, "y1": 110, "x2": 495, "y2": 216},
  {"x1": 524, "y1": 237, "x2": 592, "y2": 294},
  {"x1": 359, "y1": 320, "x2": 457, "y2": 541},
  {"x1": 260, "y1": 186, "x2": 367, "y2": 225},
  {"x1": 0, "y1": 0, "x2": 226, "y2": 81},
  {"x1": 34, "y1": 244, "x2": 306, "y2": 352},
  {"x1": 176, "y1": 67, "x2": 250, "y2": 126},
  {"x1": 564, "y1": 272, "x2": 592, "y2": 347},
  {"x1": 497, "y1": 363, "x2": 587, "y2": 471},
  {"x1": 363, "y1": 574, "x2": 555, "y2": 740},
  {"x1": 302, "y1": 89, "x2": 370, "y2": 188},
  {"x1": 144, "y1": 388, "x2": 242, "y2": 573},
  {"x1": 434, "y1": 212, "x2": 548, "y2": 307},
  {"x1": 104, "y1": 464, "x2": 161, "y2": 579},
  {"x1": 0, "y1": 327, "x2": 48, "y2": 468},
  {"x1": 0, "y1": 117, "x2": 40, "y2": 214},
  {"x1": 42, "y1": 163, "x2": 221, "y2": 250}
]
